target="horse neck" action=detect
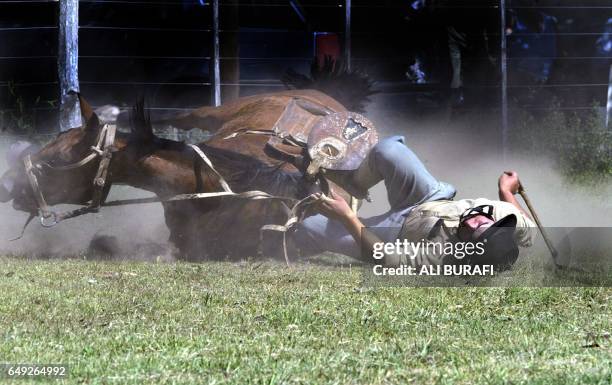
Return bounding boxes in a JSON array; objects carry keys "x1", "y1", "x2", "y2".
[
  {"x1": 110, "y1": 135, "x2": 213, "y2": 196},
  {"x1": 108, "y1": 134, "x2": 314, "y2": 200}
]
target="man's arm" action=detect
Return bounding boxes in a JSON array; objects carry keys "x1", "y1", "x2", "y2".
[{"x1": 498, "y1": 171, "x2": 532, "y2": 220}]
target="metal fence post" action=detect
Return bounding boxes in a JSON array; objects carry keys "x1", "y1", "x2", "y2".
[
  {"x1": 607, "y1": 64, "x2": 611, "y2": 129},
  {"x1": 345, "y1": 0, "x2": 351, "y2": 72},
  {"x1": 58, "y1": 0, "x2": 82, "y2": 131},
  {"x1": 211, "y1": 0, "x2": 221, "y2": 107},
  {"x1": 500, "y1": 0, "x2": 508, "y2": 159}
]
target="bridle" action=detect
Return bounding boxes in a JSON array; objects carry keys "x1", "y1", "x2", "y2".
[
  {"x1": 18, "y1": 123, "x2": 323, "y2": 265},
  {"x1": 23, "y1": 123, "x2": 117, "y2": 227}
]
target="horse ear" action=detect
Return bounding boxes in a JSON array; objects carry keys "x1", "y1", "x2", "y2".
[{"x1": 70, "y1": 91, "x2": 95, "y2": 122}]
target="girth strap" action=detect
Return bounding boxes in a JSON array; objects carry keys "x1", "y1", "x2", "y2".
[{"x1": 187, "y1": 144, "x2": 233, "y2": 193}]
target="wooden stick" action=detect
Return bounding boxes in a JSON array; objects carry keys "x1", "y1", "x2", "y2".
[{"x1": 518, "y1": 185, "x2": 559, "y2": 263}]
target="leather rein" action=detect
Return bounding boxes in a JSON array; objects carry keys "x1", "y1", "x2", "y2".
[{"x1": 19, "y1": 124, "x2": 322, "y2": 264}]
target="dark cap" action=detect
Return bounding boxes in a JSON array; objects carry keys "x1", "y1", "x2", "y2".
[{"x1": 469, "y1": 214, "x2": 519, "y2": 271}]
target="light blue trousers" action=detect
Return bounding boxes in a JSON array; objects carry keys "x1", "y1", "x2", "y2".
[{"x1": 294, "y1": 136, "x2": 456, "y2": 258}]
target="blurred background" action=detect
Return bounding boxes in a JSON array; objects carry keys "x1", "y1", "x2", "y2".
[{"x1": 0, "y1": 0, "x2": 610, "y2": 127}]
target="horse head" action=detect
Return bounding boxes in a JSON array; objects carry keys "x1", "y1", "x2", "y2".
[{"x1": 0, "y1": 96, "x2": 110, "y2": 215}]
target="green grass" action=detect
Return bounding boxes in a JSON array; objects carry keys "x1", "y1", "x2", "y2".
[{"x1": 0, "y1": 257, "x2": 609, "y2": 385}]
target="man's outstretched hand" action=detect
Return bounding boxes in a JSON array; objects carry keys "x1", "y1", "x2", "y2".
[
  {"x1": 312, "y1": 189, "x2": 356, "y2": 223},
  {"x1": 498, "y1": 171, "x2": 532, "y2": 219},
  {"x1": 498, "y1": 171, "x2": 521, "y2": 195}
]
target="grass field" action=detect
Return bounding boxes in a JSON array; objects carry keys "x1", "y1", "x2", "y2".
[{"x1": 0, "y1": 257, "x2": 610, "y2": 385}]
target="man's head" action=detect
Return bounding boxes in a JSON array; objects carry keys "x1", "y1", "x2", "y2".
[
  {"x1": 458, "y1": 205, "x2": 520, "y2": 271},
  {"x1": 457, "y1": 204, "x2": 496, "y2": 241}
]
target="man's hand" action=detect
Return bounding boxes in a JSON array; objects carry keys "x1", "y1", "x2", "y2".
[
  {"x1": 498, "y1": 171, "x2": 532, "y2": 219},
  {"x1": 312, "y1": 189, "x2": 386, "y2": 265},
  {"x1": 498, "y1": 171, "x2": 521, "y2": 195},
  {"x1": 312, "y1": 189, "x2": 356, "y2": 223}
]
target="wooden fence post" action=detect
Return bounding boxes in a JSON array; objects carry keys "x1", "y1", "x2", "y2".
[
  {"x1": 221, "y1": 0, "x2": 240, "y2": 103},
  {"x1": 58, "y1": 0, "x2": 82, "y2": 131}
]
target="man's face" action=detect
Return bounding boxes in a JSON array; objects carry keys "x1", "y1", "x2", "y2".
[{"x1": 458, "y1": 214, "x2": 495, "y2": 240}]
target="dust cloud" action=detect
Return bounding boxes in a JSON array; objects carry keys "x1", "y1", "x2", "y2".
[{"x1": 360, "y1": 93, "x2": 612, "y2": 227}]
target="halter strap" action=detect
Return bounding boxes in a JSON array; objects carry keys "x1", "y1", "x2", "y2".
[{"x1": 23, "y1": 124, "x2": 117, "y2": 227}]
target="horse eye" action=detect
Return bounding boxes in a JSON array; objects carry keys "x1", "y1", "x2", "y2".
[{"x1": 44, "y1": 158, "x2": 59, "y2": 167}]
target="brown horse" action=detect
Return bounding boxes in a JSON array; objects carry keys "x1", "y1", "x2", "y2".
[{"x1": 0, "y1": 90, "x2": 352, "y2": 260}]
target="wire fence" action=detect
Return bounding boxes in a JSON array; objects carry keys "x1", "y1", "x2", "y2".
[
  {"x1": 0, "y1": 0, "x2": 610, "y2": 131},
  {"x1": 1, "y1": 24, "x2": 611, "y2": 35},
  {"x1": 3, "y1": 0, "x2": 612, "y2": 8}
]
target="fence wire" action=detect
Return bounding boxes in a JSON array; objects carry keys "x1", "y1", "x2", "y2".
[
  {"x1": 0, "y1": 0, "x2": 610, "y2": 122},
  {"x1": 1, "y1": 25, "x2": 610, "y2": 37},
  {"x1": 3, "y1": 1, "x2": 612, "y2": 9}
]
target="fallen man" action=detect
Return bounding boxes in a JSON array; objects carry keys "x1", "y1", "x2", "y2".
[{"x1": 294, "y1": 136, "x2": 537, "y2": 271}]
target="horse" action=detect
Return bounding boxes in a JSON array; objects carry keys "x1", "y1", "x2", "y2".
[{"x1": 0, "y1": 90, "x2": 356, "y2": 260}]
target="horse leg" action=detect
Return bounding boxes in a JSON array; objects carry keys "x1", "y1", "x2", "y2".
[{"x1": 162, "y1": 201, "x2": 220, "y2": 261}]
